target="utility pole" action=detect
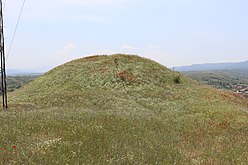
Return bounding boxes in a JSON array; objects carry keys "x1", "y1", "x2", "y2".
[{"x1": 0, "y1": 0, "x2": 7, "y2": 109}]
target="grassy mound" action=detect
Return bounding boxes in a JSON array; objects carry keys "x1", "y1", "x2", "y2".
[
  {"x1": 2, "y1": 54, "x2": 248, "y2": 164},
  {"x1": 9, "y1": 54, "x2": 190, "y2": 109},
  {"x1": 10, "y1": 54, "x2": 247, "y2": 109}
]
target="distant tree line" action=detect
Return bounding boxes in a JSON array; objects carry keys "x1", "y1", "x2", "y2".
[{"x1": 0, "y1": 75, "x2": 39, "y2": 94}]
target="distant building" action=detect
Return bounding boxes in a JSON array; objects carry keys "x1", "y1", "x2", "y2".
[{"x1": 238, "y1": 88, "x2": 248, "y2": 93}]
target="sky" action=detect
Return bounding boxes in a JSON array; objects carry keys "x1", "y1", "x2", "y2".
[{"x1": 3, "y1": 0, "x2": 248, "y2": 71}]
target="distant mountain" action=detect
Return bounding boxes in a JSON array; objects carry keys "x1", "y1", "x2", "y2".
[{"x1": 174, "y1": 60, "x2": 248, "y2": 72}]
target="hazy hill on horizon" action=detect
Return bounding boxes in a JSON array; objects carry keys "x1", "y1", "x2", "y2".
[
  {"x1": 174, "y1": 60, "x2": 248, "y2": 72},
  {"x1": 7, "y1": 69, "x2": 43, "y2": 76}
]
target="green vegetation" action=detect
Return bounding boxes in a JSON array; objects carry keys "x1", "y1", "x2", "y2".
[
  {"x1": 183, "y1": 70, "x2": 248, "y2": 87},
  {"x1": 0, "y1": 75, "x2": 39, "y2": 94},
  {"x1": 1, "y1": 55, "x2": 248, "y2": 164},
  {"x1": 173, "y1": 75, "x2": 181, "y2": 84},
  {"x1": 183, "y1": 70, "x2": 248, "y2": 98}
]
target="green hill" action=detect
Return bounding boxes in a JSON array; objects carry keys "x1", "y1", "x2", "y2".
[
  {"x1": 2, "y1": 54, "x2": 248, "y2": 164},
  {"x1": 9, "y1": 54, "x2": 247, "y2": 109}
]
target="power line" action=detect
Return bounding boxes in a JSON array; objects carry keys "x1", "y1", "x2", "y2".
[
  {"x1": 3, "y1": 0, "x2": 6, "y2": 11},
  {"x1": 6, "y1": 0, "x2": 26, "y2": 61}
]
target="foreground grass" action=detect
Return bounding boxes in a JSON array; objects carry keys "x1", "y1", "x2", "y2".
[{"x1": 0, "y1": 103, "x2": 247, "y2": 164}]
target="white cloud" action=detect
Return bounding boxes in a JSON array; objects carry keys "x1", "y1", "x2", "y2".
[
  {"x1": 45, "y1": 43, "x2": 78, "y2": 66},
  {"x1": 90, "y1": 49, "x2": 116, "y2": 55},
  {"x1": 141, "y1": 45, "x2": 174, "y2": 67},
  {"x1": 147, "y1": 45, "x2": 160, "y2": 49},
  {"x1": 193, "y1": 31, "x2": 210, "y2": 35},
  {"x1": 23, "y1": 12, "x2": 108, "y2": 24},
  {"x1": 11, "y1": 0, "x2": 133, "y2": 11},
  {"x1": 89, "y1": 44, "x2": 139, "y2": 55},
  {"x1": 120, "y1": 45, "x2": 139, "y2": 53},
  {"x1": 62, "y1": 0, "x2": 133, "y2": 7},
  {"x1": 5, "y1": 0, "x2": 134, "y2": 23},
  {"x1": 88, "y1": 44, "x2": 173, "y2": 67},
  {"x1": 57, "y1": 43, "x2": 77, "y2": 55}
]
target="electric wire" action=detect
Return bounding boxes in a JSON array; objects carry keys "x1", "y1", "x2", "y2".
[
  {"x1": 3, "y1": 0, "x2": 7, "y2": 11},
  {"x1": 6, "y1": 0, "x2": 26, "y2": 61}
]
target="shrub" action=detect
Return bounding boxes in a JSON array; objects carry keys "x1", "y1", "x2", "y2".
[{"x1": 173, "y1": 75, "x2": 181, "y2": 84}]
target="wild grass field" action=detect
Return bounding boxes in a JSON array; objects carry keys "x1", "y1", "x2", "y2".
[{"x1": 1, "y1": 55, "x2": 248, "y2": 164}]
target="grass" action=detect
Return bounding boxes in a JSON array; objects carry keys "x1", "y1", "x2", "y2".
[{"x1": 1, "y1": 54, "x2": 248, "y2": 164}]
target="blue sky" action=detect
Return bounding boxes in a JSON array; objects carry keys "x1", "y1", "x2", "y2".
[{"x1": 4, "y1": 0, "x2": 248, "y2": 71}]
